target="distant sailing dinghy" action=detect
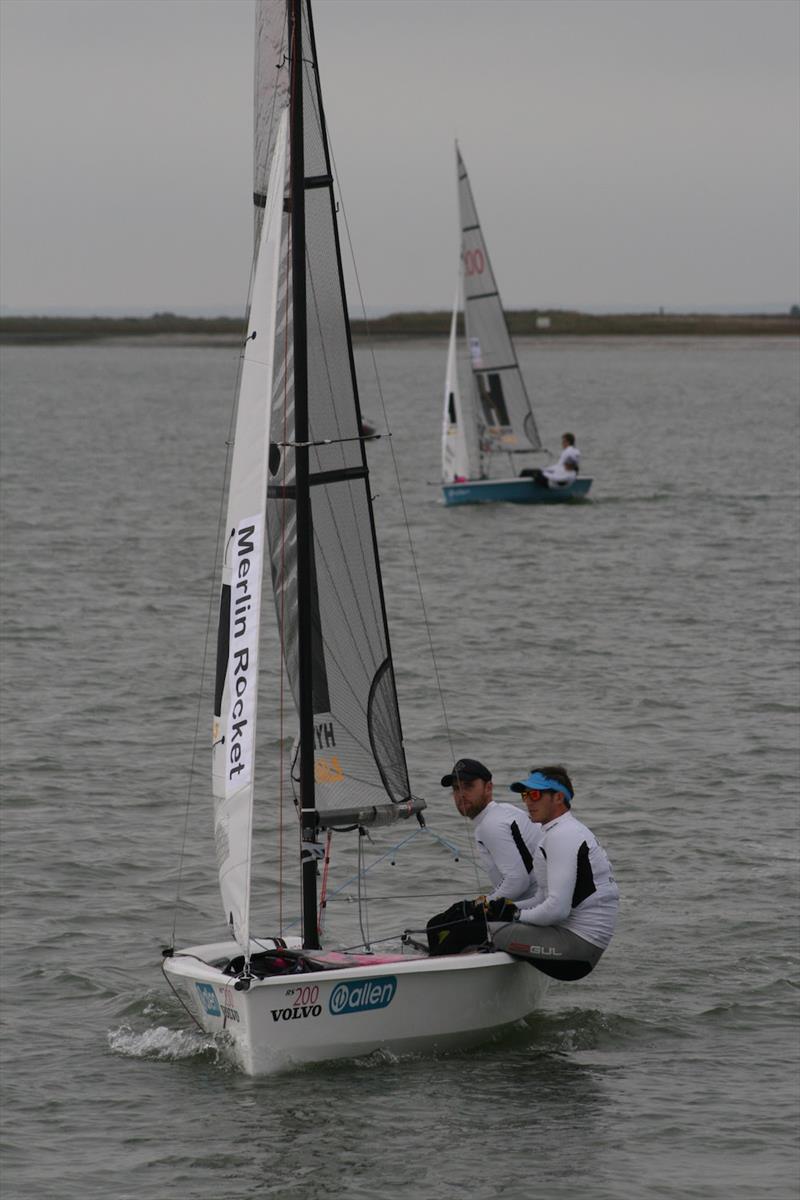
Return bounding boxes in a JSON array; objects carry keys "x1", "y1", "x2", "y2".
[
  {"x1": 442, "y1": 145, "x2": 592, "y2": 506},
  {"x1": 161, "y1": 0, "x2": 548, "y2": 1076}
]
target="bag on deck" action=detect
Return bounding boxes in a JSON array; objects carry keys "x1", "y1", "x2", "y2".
[{"x1": 426, "y1": 900, "x2": 488, "y2": 956}]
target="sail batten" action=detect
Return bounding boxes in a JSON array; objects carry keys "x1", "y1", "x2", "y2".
[{"x1": 267, "y1": 465, "x2": 369, "y2": 496}]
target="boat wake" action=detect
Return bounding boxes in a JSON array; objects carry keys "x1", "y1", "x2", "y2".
[
  {"x1": 107, "y1": 1022, "x2": 222, "y2": 1064},
  {"x1": 520, "y1": 1005, "x2": 674, "y2": 1056}
]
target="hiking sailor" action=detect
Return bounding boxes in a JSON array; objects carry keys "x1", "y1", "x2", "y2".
[
  {"x1": 525, "y1": 432, "x2": 582, "y2": 488},
  {"x1": 440, "y1": 758, "x2": 541, "y2": 904},
  {"x1": 490, "y1": 765, "x2": 619, "y2": 979}
]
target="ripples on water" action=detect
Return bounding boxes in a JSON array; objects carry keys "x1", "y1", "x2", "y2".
[{"x1": 1, "y1": 338, "x2": 798, "y2": 1199}]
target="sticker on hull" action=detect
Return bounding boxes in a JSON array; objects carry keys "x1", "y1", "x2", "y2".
[
  {"x1": 195, "y1": 982, "x2": 222, "y2": 1017},
  {"x1": 329, "y1": 976, "x2": 397, "y2": 1016}
]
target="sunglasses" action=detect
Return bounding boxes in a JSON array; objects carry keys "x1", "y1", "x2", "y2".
[{"x1": 520, "y1": 788, "x2": 546, "y2": 800}]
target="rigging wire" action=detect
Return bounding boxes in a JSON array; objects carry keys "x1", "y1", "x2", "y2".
[
  {"x1": 356, "y1": 828, "x2": 371, "y2": 950},
  {"x1": 317, "y1": 829, "x2": 333, "y2": 935},
  {"x1": 280, "y1": 823, "x2": 464, "y2": 936}
]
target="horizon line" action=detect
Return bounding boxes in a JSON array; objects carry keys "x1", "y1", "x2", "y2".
[{"x1": 2, "y1": 302, "x2": 797, "y2": 319}]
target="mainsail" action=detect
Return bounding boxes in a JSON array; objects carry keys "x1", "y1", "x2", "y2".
[
  {"x1": 266, "y1": 0, "x2": 413, "y2": 831},
  {"x1": 456, "y1": 143, "x2": 542, "y2": 460}
]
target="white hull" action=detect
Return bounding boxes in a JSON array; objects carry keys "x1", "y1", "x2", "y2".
[{"x1": 163, "y1": 940, "x2": 549, "y2": 1074}]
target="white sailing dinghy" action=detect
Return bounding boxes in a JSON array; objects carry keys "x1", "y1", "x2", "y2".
[
  {"x1": 162, "y1": 0, "x2": 548, "y2": 1075},
  {"x1": 442, "y1": 145, "x2": 592, "y2": 506}
]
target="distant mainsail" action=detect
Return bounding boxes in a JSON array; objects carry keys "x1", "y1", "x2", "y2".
[{"x1": 457, "y1": 143, "x2": 542, "y2": 456}]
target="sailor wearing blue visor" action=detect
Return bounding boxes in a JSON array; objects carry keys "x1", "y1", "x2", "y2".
[{"x1": 489, "y1": 765, "x2": 619, "y2": 980}]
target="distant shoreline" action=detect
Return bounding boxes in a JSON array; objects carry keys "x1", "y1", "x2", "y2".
[{"x1": 1, "y1": 309, "x2": 798, "y2": 344}]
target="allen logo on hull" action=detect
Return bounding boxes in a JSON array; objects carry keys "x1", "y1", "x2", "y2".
[{"x1": 329, "y1": 977, "x2": 397, "y2": 1016}]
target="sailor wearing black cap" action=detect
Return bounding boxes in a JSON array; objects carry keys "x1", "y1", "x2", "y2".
[{"x1": 441, "y1": 759, "x2": 541, "y2": 905}]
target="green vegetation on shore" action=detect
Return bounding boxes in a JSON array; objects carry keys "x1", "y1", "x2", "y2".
[{"x1": 1, "y1": 308, "x2": 797, "y2": 345}]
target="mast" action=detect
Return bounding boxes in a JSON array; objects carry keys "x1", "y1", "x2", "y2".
[{"x1": 289, "y1": 0, "x2": 320, "y2": 950}]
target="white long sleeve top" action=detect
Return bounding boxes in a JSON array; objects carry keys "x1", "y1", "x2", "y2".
[
  {"x1": 542, "y1": 463, "x2": 576, "y2": 485},
  {"x1": 515, "y1": 810, "x2": 619, "y2": 948},
  {"x1": 542, "y1": 444, "x2": 581, "y2": 486},
  {"x1": 471, "y1": 801, "x2": 541, "y2": 902},
  {"x1": 558, "y1": 444, "x2": 581, "y2": 469}
]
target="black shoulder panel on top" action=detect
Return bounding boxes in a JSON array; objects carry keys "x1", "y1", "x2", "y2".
[
  {"x1": 510, "y1": 821, "x2": 534, "y2": 873},
  {"x1": 572, "y1": 841, "x2": 597, "y2": 907}
]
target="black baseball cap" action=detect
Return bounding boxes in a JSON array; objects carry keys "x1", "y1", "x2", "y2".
[{"x1": 440, "y1": 758, "x2": 492, "y2": 787}]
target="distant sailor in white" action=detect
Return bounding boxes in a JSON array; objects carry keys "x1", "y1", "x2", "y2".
[
  {"x1": 441, "y1": 758, "x2": 541, "y2": 903},
  {"x1": 526, "y1": 432, "x2": 582, "y2": 488},
  {"x1": 546, "y1": 431, "x2": 581, "y2": 481},
  {"x1": 489, "y1": 765, "x2": 619, "y2": 979}
]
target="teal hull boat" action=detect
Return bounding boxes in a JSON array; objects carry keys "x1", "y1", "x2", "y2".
[
  {"x1": 442, "y1": 476, "x2": 592, "y2": 506},
  {"x1": 441, "y1": 146, "x2": 594, "y2": 507}
]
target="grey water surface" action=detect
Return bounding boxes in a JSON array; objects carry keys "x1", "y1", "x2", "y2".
[{"x1": 1, "y1": 337, "x2": 798, "y2": 1199}]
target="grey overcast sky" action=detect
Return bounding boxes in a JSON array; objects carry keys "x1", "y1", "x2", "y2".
[{"x1": 1, "y1": 0, "x2": 798, "y2": 315}]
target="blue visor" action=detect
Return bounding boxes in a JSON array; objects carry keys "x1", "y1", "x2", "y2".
[{"x1": 509, "y1": 771, "x2": 573, "y2": 800}]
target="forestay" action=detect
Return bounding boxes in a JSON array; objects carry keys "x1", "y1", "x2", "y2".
[{"x1": 457, "y1": 144, "x2": 542, "y2": 458}]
